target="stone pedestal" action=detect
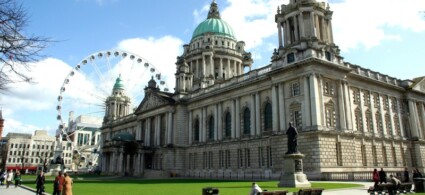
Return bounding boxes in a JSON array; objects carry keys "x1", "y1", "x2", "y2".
[
  {"x1": 278, "y1": 153, "x2": 311, "y2": 188},
  {"x1": 49, "y1": 164, "x2": 62, "y2": 176}
]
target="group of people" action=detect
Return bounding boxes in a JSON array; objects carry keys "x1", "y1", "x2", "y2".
[
  {"x1": 373, "y1": 167, "x2": 423, "y2": 194},
  {"x1": 0, "y1": 169, "x2": 22, "y2": 188},
  {"x1": 35, "y1": 171, "x2": 73, "y2": 195}
]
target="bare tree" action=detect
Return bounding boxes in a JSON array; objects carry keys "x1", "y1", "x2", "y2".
[{"x1": 0, "y1": 0, "x2": 50, "y2": 91}]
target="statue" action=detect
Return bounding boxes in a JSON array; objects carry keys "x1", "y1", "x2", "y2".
[
  {"x1": 55, "y1": 156, "x2": 64, "y2": 165},
  {"x1": 286, "y1": 122, "x2": 298, "y2": 154}
]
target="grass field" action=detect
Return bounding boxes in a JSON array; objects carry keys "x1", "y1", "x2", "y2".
[{"x1": 20, "y1": 175, "x2": 363, "y2": 195}]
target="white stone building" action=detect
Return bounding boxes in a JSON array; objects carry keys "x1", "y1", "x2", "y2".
[
  {"x1": 100, "y1": 0, "x2": 425, "y2": 180},
  {"x1": 2, "y1": 130, "x2": 74, "y2": 172}
]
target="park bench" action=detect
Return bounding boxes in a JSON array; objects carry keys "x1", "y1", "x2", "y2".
[
  {"x1": 260, "y1": 190, "x2": 288, "y2": 195},
  {"x1": 295, "y1": 188, "x2": 324, "y2": 195},
  {"x1": 367, "y1": 183, "x2": 414, "y2": 195},
  {"x1": 399, "y1": 183, "x2": 413, "y2": 194}
]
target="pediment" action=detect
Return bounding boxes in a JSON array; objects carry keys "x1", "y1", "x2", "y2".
[
  {"x1": 411, "y1": 77, "x2": 425, "y2": 93},
  {"x1": 136, "y1": 92, "x2": 169, "y2": 113}
]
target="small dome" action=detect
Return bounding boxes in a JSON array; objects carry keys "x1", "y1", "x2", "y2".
[
  {"x1": 192, "y1": 18, "x2": 236, "y2": 40},
  {"x1": 113, "y1": 76, "x2": 125, "y2": 90}
]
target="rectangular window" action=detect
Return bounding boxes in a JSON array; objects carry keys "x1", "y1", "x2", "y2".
[
  {"x1": 382, "y1": 146, "x2": 388, "y2": 166},
  {"x1": 258, "y1": 147, "x2": 263, "y2": 167},
  {"x1": 372, "y1": 145, "x2": 378, "y2": 166},
  {"x1": 203, "y1": 152, "x2": 207, "y2": 169},
  {"x1": 194, "y1": 153, "x2": 198, "y2": 169},
  {"x1": 392, "y1": 147, "x2": 397, "y2": 166},
  {"x1": 336, "y1": 142, "x2": 343, "y2": 166},
  {"x1": 245, "y1": 148, "x2": 250, "y2": 168},
  {"x1": 208, "y1": 151, "x2": 213, "y2": 169},
  {"x1": 225, "y1": 150, "x2": 231, "y2": 168},
  {"x1": 291, "y1": 82, "x2": 300, "y2": 96},
  {"x1": 361, "y1": 145, "x2": 367, "y2": 166},
  {"x1": 267, "y1": 146, "x2": 273, "y2": 167},
  {"x1": 238, "y1": 149, "x2": 243, "y2": 168}
]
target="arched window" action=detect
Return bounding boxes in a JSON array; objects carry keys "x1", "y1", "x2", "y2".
[
  {"x1": 225, "y1": 112, "x2": 231, "y2": 138},
  {"x1": 355, "y1": 108, "x2": 363, "y2": 132},
  {"x1": 365, "y1": 110, "x2": 373, "y2": 132},
  {"x1": 194, "y1": 119, "x2": 200, "y2": 142},
  {"x1": 208, "y1": 116, "x2": 214, "y2": 140},
  {"x1": 243, "y1": 108, "x2": 251, "y2": 135},
  {"x1": 264, "y1": 103, "x2": 272, "y2": 131}
]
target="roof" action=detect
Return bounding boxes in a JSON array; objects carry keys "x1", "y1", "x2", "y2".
[
  {"x1": 192, "y1": 18, "x2": 236, "y2": 40},
  {"x1": 113, "y1": 75, "x2": 125, "y2": 90}
]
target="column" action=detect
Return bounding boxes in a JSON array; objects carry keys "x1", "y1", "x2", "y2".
[
  {"x1": 217, "y1": 103, "x2": 223, "y2": 140},
  {"x1": 303, "y1": 76, "x2": 311, "y2": 128},
  {"x1": 214, "y1": 104, "x2": 218, "y2": 140},
  {"x1": 232, "y1": 99, "x2": 236, "y2": 138},
  {"x1": 156, "y1": 116, "x2": 160, "y2": 146},
  {"x1": 188, "y1": 111, "x2": 193, "y2": 145},
  {"x1": 196, "y1": 59, "x2": 199, "y2": 78},
  {"x1": 338, "y1": 81, "x2": 347, "y2": 130},
  {"x1": 140, "y1": 153, "x2": 144, "y2": 174},
  {"x1": 226, "y1": 59, "x2": 231, "y2": 78},
  {"x1": 408, "y1": 99, "x2": 420, "y2": 138},
  {"x1": 293, "y1": 16, "x2": 299, "y2": 41},
  {"x1": 202, "y1": 55, "x2": 206, "y2": 77},
  {"x1": 299, "y1": 12, "x2": 305, "y2": 38},
  {"x1": 370, "y1": 92, "x2": 378, "y2": 135},
  {"x1": 420, "y1": 103, "x2": 425, "y2": 139},
  {"x1": 272, "y1": 85, "x2": 279, "y2": 132},
  {"x1": 251, "y1": 94, "x2": 256, "y2": 136},
  {"x1": 278, "y1": 83, "x2": 286, "y2": 131},
  {"x1": 145, "y1": 118, "x2": 151, "y2": 146},
  {"x1": 219, "y1": 58, "x2": 223, "y2": 79},
  {"x1": 396, "y1": 98, "x2": 404, "y2": 137},
  {"x1": 360, "y1": 90, "x2": 367, "y2": 133},
  {"x1": 235, "y1": 98, "x2": 241, "y2": 138},
  {"x1": 311, "y1": 12, "x2": 316, "y2": 37},
  {"x1": 379, "y1": 95, "x2": 387, "y2": 136},
  {"x1": 309, "y1": 73, "x2": 321, "y2": 127},
  {"x1": 210, "y1": 55, "x2": 214, "y2": 77},
  {"x1": 255, "y1": 93, "x2": 261, "y2": 135},
  {"x1": 277, "y1": 22, "x2": 283, "y2": 48},
  {"x1": 110, "y1": 151, "x2": 115, "y2": 173},
  {"x1": 134, "y1": 153, "x2": 140, "y2": 175},
  {"x1": 285, "y1": 20, "x2": 291, "y2": 44},
  {"x1": 202, "y1": 107, "x2": 207, "y2": 142},
  {"x1": 233, "y1": 60, "x2": 237, "y2": 76},
  {"x1": 328, "y1": 17, "x2": 334, "y2": 43},
  {"x1": 388, "y1": 98, "x2": 396, "y2": 136},
  {"x1": 343, "y1": 81, "x2": 353, "y2": 130},
  {"x1": 118, "y1": 151, "x2": 123, "y2": 174},
  {"x1": 167, "y1": 112, "x2": 173, "y2": 144}
]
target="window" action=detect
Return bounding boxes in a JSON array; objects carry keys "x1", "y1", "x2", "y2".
[
  {"x1": 291, "y1": 81, "x2": 300, "y2": 96},
  {"x1": 238, "y1": 149, "x2": 243, "y2": 167},
  {"x1": 385, "y1": 114, "x2": 392, "y2": 135},
  {"x1": 353, "y1": 88, "x2": 360, "y2": 104},
  {"x1": 258, "y1": 147, "x2": 264, "y2": 167},
  {"x1": 243, "y1": 108, "x2": 251, "y2": 135},
  {"x1": 325, "y1": 102, "x2": 336, "y2": 128},
  {"x1": 290, "y1": 103, "x2": 302, "y2": 129},
  {"x1": 355, "y1": 108, "x2": 363, "y2": 131},
  {"x1": 361, "y1": 145, "x2": 367, "y2": 166},
  {"x1": 336, "y1": 142, "x2": 342, "y2": 166},
  {"x1": 373, "y1": 93, "x2": 380, "y2": 108},
  {"x1": 245, "y1": 148, "x2": 250, "y2": 167},
  {"x1": 394, "y1": 115, "x2": 401, "y2": 136},
  {"x1": 208, "y1": 116, "x2": 214, "y2": 140},
  {"x1": 219, "y1": 150, "x2": 224, "y2": 168},
  {"x1": 194, "y1": 119, "x2": 200, "y2": 142},
  {"x1": 325, "y1": 51, "x2": 331, "y2": 61},
  {"x1": 264, "y1": 103, "x2": 272, "y2": 131},
  {"x1": 376, "y1": 112, "x2": 383, "y2": 134},
  {"x1": 224, "y1": 112, "x2": 231, "y2": 138},
  {"x1": 287, "y1": 53, "x2": 295, "y2": 63},
  {"x1": 382, "y1": 146, "x2": 388, "y2": 166},
  {"x1": 391, "y1": 97, "x2": 398, "y2": 112},
  {"x1": 363, "y1": 90, "x2": 370, "y2": 106},
  {"x1": 372, "y1": 145, "x2": 378, "y2": 166},
  {"x1": 208, "y1": 151, "x2": 213, "y2": 169},
  {"x1": 323, "y1": 80, "x2": 334, "y2": 96},
  {"x1": 365, "y1": 110, "x2": 373, "y2": 132},
  {"x1": 267, "y1": 146, "x2": 273, "y2": 167},
  {"x1": 392, "y1": 147, "x2": 397, "y2": 166},
  {"x1": 383, "y1": 96, "x2": 390, "y2": 110}
]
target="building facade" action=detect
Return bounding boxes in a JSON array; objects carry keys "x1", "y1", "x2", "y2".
[
  {"x1": 100, "y1": 0, "x2": 425, "y2": 180},
  {"x1": 1, "y1": 130, "x2": 74, "y2": 173}
]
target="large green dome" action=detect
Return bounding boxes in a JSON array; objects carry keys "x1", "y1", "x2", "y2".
[
  {"x1": 192, "y1": 18, "x2": 236, "y2": 40},
  {"x1": 113, "y1": 76, "x2": 125, "y2": 90}
]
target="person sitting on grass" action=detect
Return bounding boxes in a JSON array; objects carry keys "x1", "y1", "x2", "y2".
[{"x1": 249, "y1": 182, "x2": 263, "y2": 195}]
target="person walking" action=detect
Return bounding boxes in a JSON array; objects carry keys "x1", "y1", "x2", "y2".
[
  {"x1": 5, "y1": 170, "x2": 13, "y2": 188},
  {"x1": 373, "y1": 169, "x2": 380, "y2": 187},
  {"x1": 35, "y1": 172, "x2": 45, "y2": 195},
  {"x1": 63, "y1": 172, "x2": 73, "y2": 195},
  {"x1": 53, "y1": 171, "x2": 65, "y2": 195},
  {"x1": 388, "y1": 174, "x2": 401, "y2": 195},
  {"x1": 0, "y1": 170, "x2": 5, "y2": 185},
  {"x1": 14, "y1": 171, "x2": 21, "y2": 188},
  {"x1": 403, "y1": 168, "x2": 410, "y2": 182},
  {"x1": 379, "y1": 168, "x2": 387, "y2": 184}
]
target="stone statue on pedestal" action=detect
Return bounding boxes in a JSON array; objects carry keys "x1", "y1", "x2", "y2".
[{"x1": 286, "y1": 122, "x2": 298, "y2": 154}]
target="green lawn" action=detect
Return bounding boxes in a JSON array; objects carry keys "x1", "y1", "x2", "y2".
[{"x1": 20, "y1": 175, "x2": 362, "y2": 195}]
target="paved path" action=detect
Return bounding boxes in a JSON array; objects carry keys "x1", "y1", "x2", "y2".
[{"x1": 0, "y1": 184, "x2": 39, "y2": 195}]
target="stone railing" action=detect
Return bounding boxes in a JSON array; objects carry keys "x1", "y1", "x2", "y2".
[
  {"x1": 348, "y1": 63, "x2": 403, "y2": 87},
  {"x1": 321, "y1": 171, "x2": 402, "y2": 181}
]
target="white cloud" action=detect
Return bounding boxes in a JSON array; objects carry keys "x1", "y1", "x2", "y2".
[
  {"x1": 330, "y1": 0, "x2": 425, "y2": 51},
  {"x1": 117, "y1": 36, "x2": 184, "y2": 94}
]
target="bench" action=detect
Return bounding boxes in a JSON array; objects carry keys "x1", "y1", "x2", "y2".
[
  {"x1": 296, "y1": 188, "x2": 324, "y2": 195},
  {"x1": 260, "y1": 190, "x2": 288, "y2": 195},
  {"x1": 368, "y1": 183, "x2": 413, "y2": 195}
]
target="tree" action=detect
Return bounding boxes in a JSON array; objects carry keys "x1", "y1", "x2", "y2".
[{"x1": 0, "y1": 0, "x2": 49, "y2": 91}]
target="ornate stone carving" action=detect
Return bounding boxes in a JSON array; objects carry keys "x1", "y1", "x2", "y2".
[{"x1": 140, "y1": 93, "x2": 167, "y2": 111}]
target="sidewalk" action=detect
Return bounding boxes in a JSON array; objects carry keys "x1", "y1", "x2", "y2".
[
  {"x1": 321, "y1": 181, "x2": 373, "y2": 195},
  {"x1": 0, "y1": 183, "x2": 46, "y2": 195}
]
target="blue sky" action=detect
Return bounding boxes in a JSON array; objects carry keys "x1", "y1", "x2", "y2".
[{"x1": 1, "y1": 0, "x2": 425, "y2": 136}]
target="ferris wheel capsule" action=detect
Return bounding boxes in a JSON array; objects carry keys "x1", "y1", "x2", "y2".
[
  {"x1": 98, "y1": 53, "x2": 103, "y2": 58},
  {"x1": 144, "y1": 63, "x2": 149, "y2": 67},
  {"x1": 137, "y1": 58, "x2": 142, "y2": 63}
]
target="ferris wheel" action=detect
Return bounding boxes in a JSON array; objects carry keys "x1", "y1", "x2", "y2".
[{"x1": 55, "y1": 50, "x2": 171, "y2": 169}]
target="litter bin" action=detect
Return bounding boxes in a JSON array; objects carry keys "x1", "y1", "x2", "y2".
[
  {"x1": 202, "y1": 187, "x2": 219, "y2": 195},
  {"x1": 414, "y1": 178, "x2": 425, "y2": 192}
]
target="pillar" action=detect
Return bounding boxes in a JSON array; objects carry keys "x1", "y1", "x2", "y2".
[
  {"x1": 338, "y1": 81, "x2": 347, "y2": 130},
  {"x1": 251, "y1": 94, "x2": 256, "y2": 136},
  {"x1": 217, "y1": 103, "x2": 222, "y2": 140},
  {"x1": 235, "y1": 98, "x2": 241, "y2": 138},
  {"x1": 309, "y1": 73, "x2": 321, "y2": 127},
  {"x1": 279, "y1": 83, "x2": 286, "y2": 131},
  {"x1": 278, "y1": 22, "x2": 283, "y2": 47},
  {"x1": 167, "y1": 112, "x2": 173, "y2": 144},
  {"x1": 255, "y1": 93, "x2": 261, "y2": 135},
  {"x1": 272, "y1": 85, "x2": 279, "y2": 132},
  {"x1": 188, "y1": 111, "x2": 193, "y2": 145},
  {"x1": 303, "y1": 76, "x2": 311, "y2": 128},
  {"x1": 232, "y1": 99, "x2": 236, "y2": 138}
]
